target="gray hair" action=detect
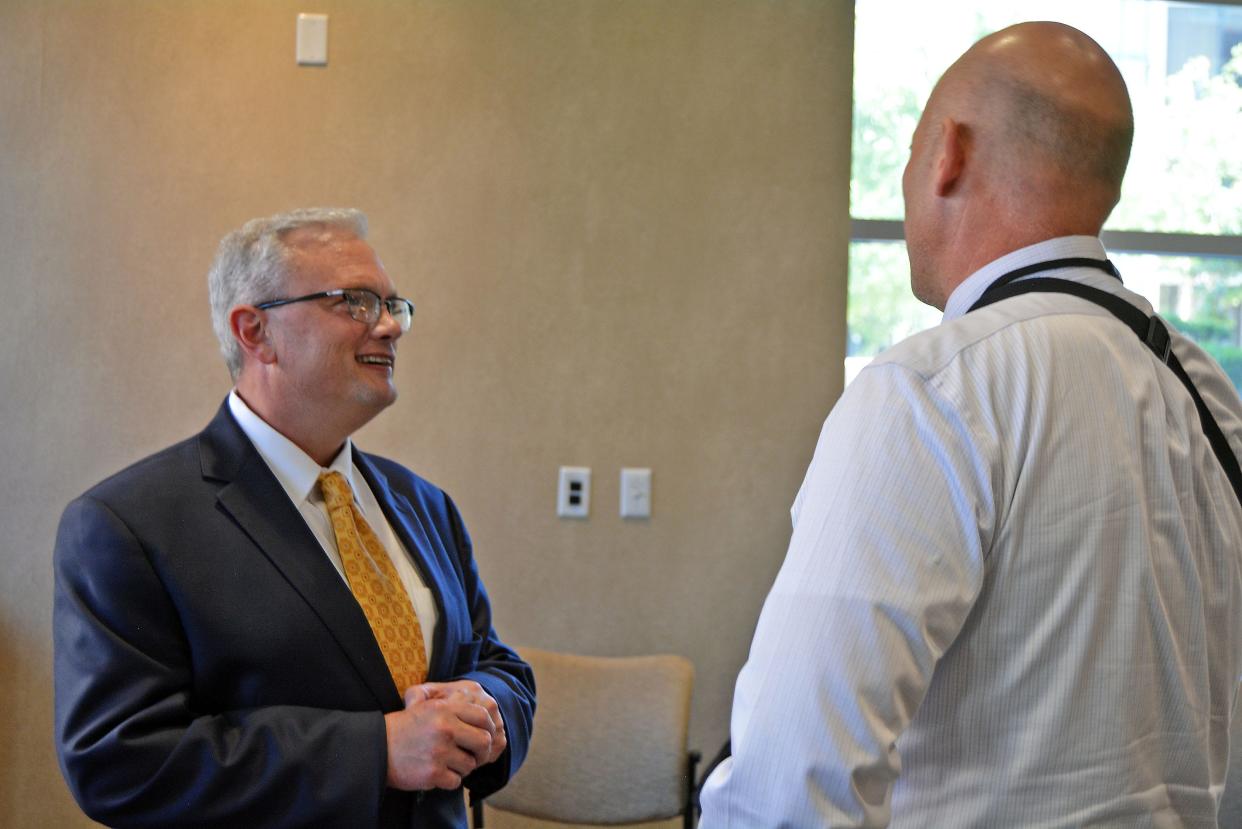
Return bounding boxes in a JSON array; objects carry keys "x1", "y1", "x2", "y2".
[{"x1": 207, "y1": 207, "x2": 368, "y2": 380}]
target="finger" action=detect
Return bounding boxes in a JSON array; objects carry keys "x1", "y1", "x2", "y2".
[
  {"x1": 442, "y1": 744, "x2": 481, "y2": 777},
  {"x1": 422, "y1": 681, "x2": 502, "y2": 721},
  {"x1": 474, "y1": 693, "x2": 501, "y2": 720},
  {"x1": 487, "y1": 727, "x2": 508, "y2": 764},
  {"x1": 430, "y1": 768, "x2": 464, "y2": 791},
  {"x1": 439, "y1": 699, "x2": 496, "y2": 733},
  {"x1": 456, "y1": 721, "x2": 495, "y2": 755},
  {"x1": 420, "y1": 679, "x2": 478, "y2": 699},
  {"x1": 403, "y1": 684, "x2": 431, "y2": 707},
  {"x1": 446, "y1": 718, "x2": 495, "y2": 761},
  {"x1": 452, "y1": 685, "x2": 501, "y2": 724},
  {"x1": 462, "y1": 696, "x2": 501, "y2": 732}
]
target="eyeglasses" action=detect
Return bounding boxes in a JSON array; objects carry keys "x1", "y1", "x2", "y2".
[{"x1": 256, "y1": 288, "x2": 414, "y2": 332}]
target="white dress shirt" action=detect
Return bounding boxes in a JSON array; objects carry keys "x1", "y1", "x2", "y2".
[
  {"x1": 700, "y1": 237, "x2": 1242, "y2": 827},
  {"x1": 228, "y1": 391, "x2": 438, "y2": 665}
]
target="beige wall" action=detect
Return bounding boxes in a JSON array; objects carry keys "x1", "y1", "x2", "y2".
[{"x1": 0, "y1": 1, "x2": 853, "y2": 823}]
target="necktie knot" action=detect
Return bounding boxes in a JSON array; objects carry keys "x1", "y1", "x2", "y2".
[{"x1": 318, "y1": 470, "x2": 353, "y2": 512}]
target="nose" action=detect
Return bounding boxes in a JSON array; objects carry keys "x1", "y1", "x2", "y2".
[{"x1": 371, "y1": 303, "x2": 403, "y2": 340}]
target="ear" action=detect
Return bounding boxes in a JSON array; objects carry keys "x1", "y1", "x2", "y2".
[
  {"x1": 934, "y1": 117, "x2": 967, "y2": 196},
  {"x1": 229, "y1": 306, "x2": 278, "y2": 367}
]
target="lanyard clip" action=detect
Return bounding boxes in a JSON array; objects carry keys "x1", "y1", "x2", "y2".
[{"x1": 1145, "y1": 316, "x2": 1172, "y2": 364}]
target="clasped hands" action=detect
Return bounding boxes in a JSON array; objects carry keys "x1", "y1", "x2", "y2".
[{"x1": 384, "y1": 679, "x2": 508, "y2": 791}]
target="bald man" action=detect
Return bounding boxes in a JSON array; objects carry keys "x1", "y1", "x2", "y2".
[{"x1": 700, "y1": 22, "x2": 1242, "y2": 827}]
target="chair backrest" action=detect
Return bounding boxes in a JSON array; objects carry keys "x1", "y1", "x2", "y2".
[{"x1": 486, "y1": 646, "x2": 695, "y2": 824}]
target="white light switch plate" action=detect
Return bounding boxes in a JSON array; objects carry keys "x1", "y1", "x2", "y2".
[
  {"x1": 296, "y1": 14, "x2": 328, "y2": 66},
  {"x1": 620, "y1": 467, "x2": 651, "y2": 519}
]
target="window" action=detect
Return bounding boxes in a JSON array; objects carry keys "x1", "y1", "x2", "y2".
[{"x1": 849, "y1": 0, "x2": 1242, "y2": 388}]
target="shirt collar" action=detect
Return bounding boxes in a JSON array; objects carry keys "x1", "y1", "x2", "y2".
[
  {"x1": 228, "y1": 391, "x2": 356, "y2": 507},
  {"x1": 942, "y1": 236, "x2": 1109, "y2": 323}
]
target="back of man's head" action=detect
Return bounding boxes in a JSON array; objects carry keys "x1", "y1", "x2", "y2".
[
  {"x1": 906, "y1": 22, "x2": 1134, "y2": 306},
  {"x1": 947, "y1": 22, "x2": 1132, "y2": 223}
]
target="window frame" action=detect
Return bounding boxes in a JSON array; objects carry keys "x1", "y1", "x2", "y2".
[{"x1": 851, "y1": 220, "x2": 1242, "y2": 261}]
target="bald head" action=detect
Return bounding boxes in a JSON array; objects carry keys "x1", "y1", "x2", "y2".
[
  {"x1": 903, "y1": 22, "x2": 1134, "y2": 307},
  {"x1": 943, "y1": 22, "x2": 1132, "y2": 197}
]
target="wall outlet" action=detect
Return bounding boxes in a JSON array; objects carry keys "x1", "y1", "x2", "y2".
[{"x1": 557, "y1": 466, "x2": 590, "y2": 519}]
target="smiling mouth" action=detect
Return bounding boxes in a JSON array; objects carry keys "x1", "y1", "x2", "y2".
[{"x1": 357, "y1": 355, "x2": 394, "y2": 368}]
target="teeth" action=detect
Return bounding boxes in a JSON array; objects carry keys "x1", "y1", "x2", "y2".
[{"x1": 358, "y1": 356, "x2": 393, "y2": 365}]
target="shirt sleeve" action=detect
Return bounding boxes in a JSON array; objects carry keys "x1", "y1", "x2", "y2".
[{"x1": 699, "y1": 362, "x2": 998, "y2": 827}]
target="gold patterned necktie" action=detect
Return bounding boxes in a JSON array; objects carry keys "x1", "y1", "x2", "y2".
[{"x1": 318, "y1": 470, "x2": 428, "y2": 691}]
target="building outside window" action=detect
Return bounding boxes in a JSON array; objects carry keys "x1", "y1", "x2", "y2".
[{"x1": 849, "y1": 0, "x2": 1242, "y2": 387}]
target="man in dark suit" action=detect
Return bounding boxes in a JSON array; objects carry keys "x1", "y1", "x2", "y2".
[{"x1": 53, "y1": 207, "x2": 535, "y2": 827}]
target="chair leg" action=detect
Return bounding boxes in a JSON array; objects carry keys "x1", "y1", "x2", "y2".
[
  {"x1": 685, "y1": 750, "x2": 702, "y2": 829},
  {"x1": 470, "y1": 792, "x2": 485, "y2": 828}
]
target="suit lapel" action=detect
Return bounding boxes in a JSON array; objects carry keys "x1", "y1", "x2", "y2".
[
  {"x1": 198, "y1": 401, "x2": 402, "y2": 709},
  {"x1": 354, "y1": 450, "x2": 456, "y2": 681}
]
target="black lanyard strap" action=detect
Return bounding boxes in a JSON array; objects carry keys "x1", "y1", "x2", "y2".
[
  {"x1": 972, "y1": 276, "x2": 1171, "y2": 361},
  {"x1": 981, "y1": 256, "x2": 1121, "y2": 294},
  {"x1": 969, "y1": 264, "x2": 1242, "y2": 509}
]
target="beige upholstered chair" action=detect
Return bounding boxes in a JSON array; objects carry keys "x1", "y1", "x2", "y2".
[{"x1": 472, "y1": 646, "x2": 698, "y2": 828}]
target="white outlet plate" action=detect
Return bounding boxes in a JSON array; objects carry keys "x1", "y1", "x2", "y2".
[
  {"x1": 620, "y1": 467, "x2": 651, "y2": 519},
  {"x1": 557, "y1": 467, "x2": 590, "y2": 519}
]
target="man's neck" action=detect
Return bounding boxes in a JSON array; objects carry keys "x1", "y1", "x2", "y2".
[
  {"x1": 939, "y1": 235, "x2": 1108, "y2": 322},
  {"x1": 932, "y1": 216, "x2": 1105, "y2": 310},
  {"x1": 232, "y1": 383, "x2": 352, "y2": 467}
]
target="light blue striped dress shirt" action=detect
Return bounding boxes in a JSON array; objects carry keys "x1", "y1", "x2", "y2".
[{"x1": 700, "y1": 236, "x2": 1242, "y2": 828}]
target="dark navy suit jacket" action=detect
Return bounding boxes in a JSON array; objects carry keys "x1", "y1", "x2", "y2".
[{"x1": 53, "y1": 401, "x2": 535, "y2": 828}]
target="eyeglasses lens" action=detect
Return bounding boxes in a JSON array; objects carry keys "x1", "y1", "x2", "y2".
[
  {"x1": 386, "y1": 300, "x2": 413, "y2": 332},
  {"x1": 343, "y1": 290, "x2": 412, "y2": 331},
  {"x1": 340, "y1": 291, "x2": 376, "y2": 325}
]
